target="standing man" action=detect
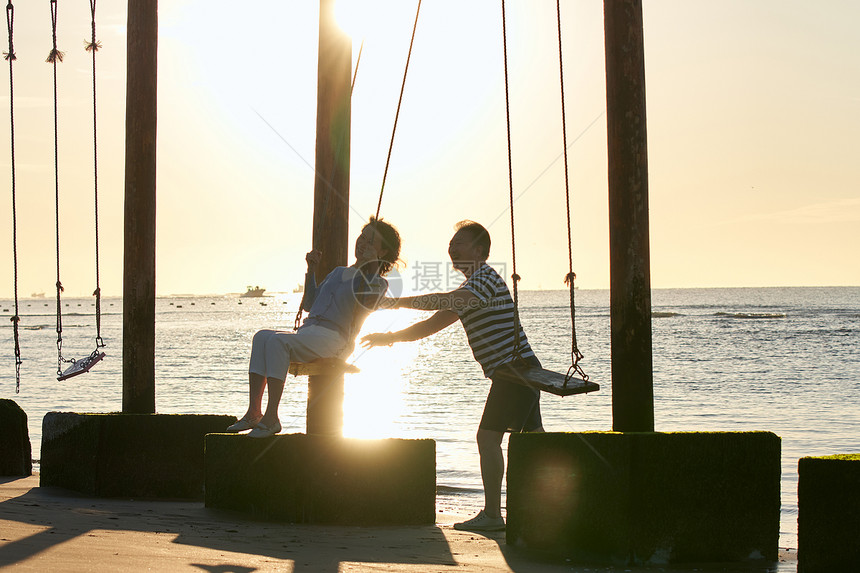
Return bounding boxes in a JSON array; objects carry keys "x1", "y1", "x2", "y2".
[{"x1": 362, "y1": 220, "x2": 543, "y2": 532}]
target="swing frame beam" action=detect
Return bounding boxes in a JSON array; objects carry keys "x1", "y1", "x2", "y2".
[
  {"x1": 605, "y1": 0, "x2": 654, "y2": 432},
  {"x1": 122, "y1": 0, "x2": 158, "y2": 414},
  {"x1": 116, "y1": 0, "x2": 654, "y2": 430}
]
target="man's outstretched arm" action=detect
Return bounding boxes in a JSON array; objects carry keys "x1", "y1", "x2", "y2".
[
  {"x1": 381, "y1": 288, "x2": 480, "y2": 314},
  {"x1": 361, "y1": 310, "x2": 459, "y2": 347}
]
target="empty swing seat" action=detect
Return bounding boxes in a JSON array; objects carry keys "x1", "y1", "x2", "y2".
[
  {"x1": 493, "y1": 362, "x2": 599, "y2": 397},
  {"x1": 57, "y1": 351, "x2": 106, "y2": 381},
  {"x1": 288, "y1": 358, "x2": 360, "y2": 377}
]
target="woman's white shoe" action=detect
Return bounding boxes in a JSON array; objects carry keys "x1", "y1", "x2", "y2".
[
  {"x1": 248, "y1": 420, "x2": 282, "y2": 438},
  {"x1": 225, "y1": 416, "x2": 262, "y2": 433}
]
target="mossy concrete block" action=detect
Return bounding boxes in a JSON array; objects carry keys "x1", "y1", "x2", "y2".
[
  {"x1": 629, "y1": 432, "x2": 780, "y2": 564},
  {"x1": 205, "y1": 433, "x2": 436, "y2": 525},
  {"x1": 40, "y1": 412, "x2": 236, "y2": 499},
  {"x1": 798, "y1": 453, "x2": 860, "y2": 572},
  {"x1": 0, "y1": 399, "x2": 32, "y2": 476},
  {"x1": 205, "y1": 433, "x2": 306, "y2": 519},
  {"x1": 507, "y1": 431, "x2": 780, "y2": 566},
  {"x1": 505, "y1": 432, "x2": 633, "y2": 562}
]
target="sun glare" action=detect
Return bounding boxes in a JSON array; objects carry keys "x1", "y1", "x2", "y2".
[
  {"x1": 342, "y1": 311, "x2": 422, "y2": 439},
  {"x1": 342, "y1": 351, "x2": 407, "y2": 439}
]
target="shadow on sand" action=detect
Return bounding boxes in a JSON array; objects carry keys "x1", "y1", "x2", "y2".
[
  {"x1": 0, "y1": 477, "x2": 793, "y2": 572},
  {"x1": 0, "y1": 476, "x2": 458, "y2": 572}
]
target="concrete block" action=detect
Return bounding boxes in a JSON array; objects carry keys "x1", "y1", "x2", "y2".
[
  {"x1": 205, "y1": 433, "x2": 436, "y2": 525},
  {"x1": 629, "y1": 432, "x2": 780, "y2": 564},
  {"x1": 507, "y1": 431, "x2": 780, "y2": 566},
  {"x1": 0, "y1": 399, "x2": 32, "y2": 476},
  {"x1": 798, "y1": 453, "x2": 860, "y2": 572},
  {"x1": 40, "y1": 412, "x2": 236, "y2": 499},
  {"x1": 505, "y1": 432, "x2": 632, "y2": 562}
]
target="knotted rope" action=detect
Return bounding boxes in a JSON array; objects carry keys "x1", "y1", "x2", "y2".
[
  {"x1": 555, "y1": 0, "x2": 587, "y2": 383},
  {"x1": 6, "y1": 0, "x2": 20, "y2": 391}
]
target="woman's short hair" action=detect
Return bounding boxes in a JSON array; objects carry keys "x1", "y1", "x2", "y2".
[{"x1": 365, "y1": 217, "x2": 402, "y2": 276}]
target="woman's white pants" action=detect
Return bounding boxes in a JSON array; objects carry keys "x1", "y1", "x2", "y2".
[{"x1": 249, "y1": 325, "x2": 349, "y2": 380}]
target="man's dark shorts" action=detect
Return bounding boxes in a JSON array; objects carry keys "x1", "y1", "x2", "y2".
[{"x1": 479, "y1": 356, "x2": 542, "y2": 433}]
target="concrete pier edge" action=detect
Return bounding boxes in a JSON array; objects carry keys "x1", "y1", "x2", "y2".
[
  {"x1": 798, "y1": 453, "x2": 860, "y2": 572},
  {"x1": 0, "y1": 399, "x2": 32, "y2": 477},
  {"x1": 507, "y1": 431, "x2": 781, "y2": 566},
  {"x1": 205, "y1": 433, "x2": 436, "y2": 525},
  {"x1": 40, "y1": 412, "x2": 236, "y2": 499}
]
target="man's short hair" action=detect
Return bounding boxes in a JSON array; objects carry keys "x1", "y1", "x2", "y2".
[{"x1": 454, "y1": 220, "x2": 491, "y2": 261}]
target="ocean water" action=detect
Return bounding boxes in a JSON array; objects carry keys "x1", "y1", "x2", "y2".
[{"x1": 2, "y1": 286, "x2": 859, "y2": 550}]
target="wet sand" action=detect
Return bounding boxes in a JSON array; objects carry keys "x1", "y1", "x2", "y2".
[{"x1": 1, "y1": 475, "x2": 797, "y2": 572}]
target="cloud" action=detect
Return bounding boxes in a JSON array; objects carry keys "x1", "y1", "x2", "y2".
[{"x1": 721, "y1": 197, "x2": 860, "y2": 226}]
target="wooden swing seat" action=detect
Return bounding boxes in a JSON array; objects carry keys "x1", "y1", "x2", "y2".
[
  {"x1": 288, "y1": 358, "x2": 360, "y2": 377},
  {"x1": 57, "y1": 351, "x2": 105, "y2": 382},
  {"x1": 493, "y1": 362, "x2": 599, "y2": 397}
]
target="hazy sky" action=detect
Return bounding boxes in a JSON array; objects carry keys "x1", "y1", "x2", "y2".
[{"x1": 1, "y1": 0, "x2": 858, "y2": 298}]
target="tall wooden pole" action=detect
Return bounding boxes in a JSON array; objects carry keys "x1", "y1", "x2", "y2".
[
  {"x1": 122, "y1": 0, "x2": 158, "y2": 414},
  {"x1": 604, "y1": 0, "x2": 654, "y2": 432},
  {"x1": 307, "y1": 0, "x2": 352, "y2": 435}
]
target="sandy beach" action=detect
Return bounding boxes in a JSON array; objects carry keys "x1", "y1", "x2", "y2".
[{"x1": 0, "y1": 475, "x2": 798, "y2": 572}]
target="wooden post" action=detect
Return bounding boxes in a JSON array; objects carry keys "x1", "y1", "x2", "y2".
[
  {"x1": 604, "y1": 0, "x2": 654, "y2": 432},
  {"x1": 307, "y1": 0, "x2": 352, "y2": 436},
  {"x1": 122, "y1": 0, "x2": 158, "y2": 414}
]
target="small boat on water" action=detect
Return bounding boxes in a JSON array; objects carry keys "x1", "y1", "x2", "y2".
[
  {"x1": 293, "y1": 283, "x2": 304, "y2": 294},
  {"x1": 241, "y1": 285, "x2": 266, "y2": 298}
]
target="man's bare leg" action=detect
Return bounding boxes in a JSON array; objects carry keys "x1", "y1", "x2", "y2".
[{"x1": 477, "y1": 428, "x2": 505, "y2": 519}]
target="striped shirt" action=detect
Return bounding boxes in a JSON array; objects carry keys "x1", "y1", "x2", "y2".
[{"x1": 456, "y1": 262, "x2": 535, "y2": 377}]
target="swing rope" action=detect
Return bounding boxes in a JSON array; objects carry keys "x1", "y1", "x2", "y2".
[
  {"x1": 555, "y1": 0, "x2": 587, "y2": 383},
  {"x1": 5, "y1": 0, "x2": 20, "y2": 392},
  {"x1": 500, "y1": 0, "x2": 588, "y2": 384},
  {"x1": 47, "y1": 0, "x2": 67, "y2": 376},
  {"x1": 351, "y1": 39, "x2": 363, "y2": 93},
  {"x1": 500, "y1": 0, "x2": 524, "y2": 361},
  {"x1": 374, "y1": 0, "x2": 421, "y2": 220},
  {"x1": 295, "y1": 4, "x2": 420, "y2": 331},
  {"x1": 86, "y1": 0, "x2": 105, "y2": 351}
]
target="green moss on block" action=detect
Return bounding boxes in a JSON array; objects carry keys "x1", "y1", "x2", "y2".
[
  {"x1": 798, "y1": 454, "x2": 860, "y2": 572},
  {"x1": 808, "y1": 453, "x2": 860, "y2": 462},
  {"x1": 40, "y1": 412, "x2": 236, "y2": 499},
  {"x1": 0, "y1": 399, "x2": 32, "y2": 477},
  {"x1": 507, "y1": 431, "x2": 780, "y2": 566},
  {"x1": 205, "y1": 433, "x2": 436, "y2": 525}
]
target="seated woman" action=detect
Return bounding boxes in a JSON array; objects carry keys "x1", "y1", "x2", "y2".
[{"x1": 228, "y1": 217, "x2": 401, "y2": 437}]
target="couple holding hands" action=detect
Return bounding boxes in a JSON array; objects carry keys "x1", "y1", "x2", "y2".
[{"x1": 228, "y1": 218, "x2": 542, "y2": 532}]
